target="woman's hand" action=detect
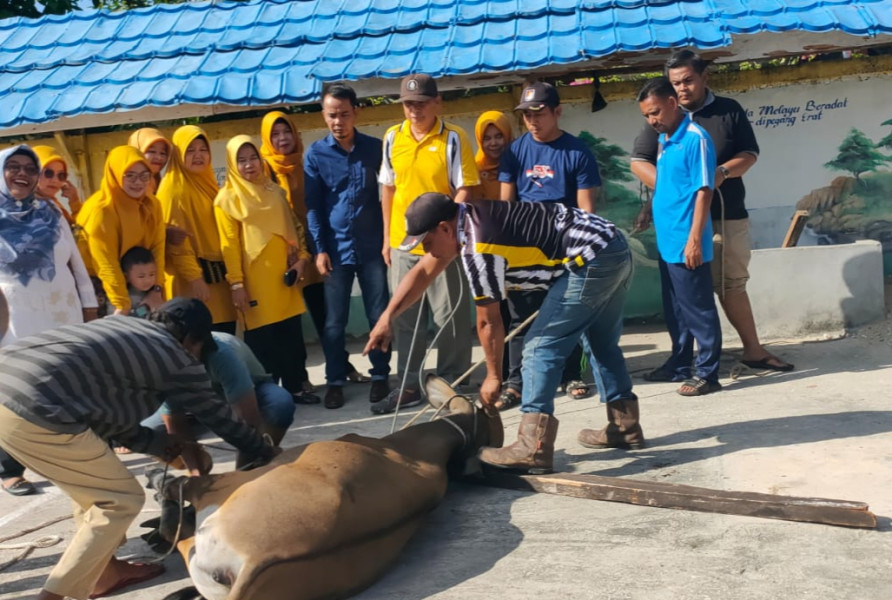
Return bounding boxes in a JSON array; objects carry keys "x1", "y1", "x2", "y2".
[
  {"x1": 60, "y1": 181, "x2": 82, "y2": 214},
  {"x1": 189, "y1": 278, "x2": 210, "y2": 302},
  {"x1": 287, "y1": 258, "x2": 308, "y2": 284},
  {"x1": 231, "y1": 286, "x2": 250, "y2": 312}
]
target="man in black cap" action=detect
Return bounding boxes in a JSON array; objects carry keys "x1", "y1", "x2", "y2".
[
  {"x1": 0, "y1": 298, "x2": 276, "y2": 600},
  {"x1": 365, "y1": 194, "x2": 642, "y2": 475},
  {"x1": 498, "y1": 81, "x2": 604, "y2": 408},
  {"x1": 376, "y1": 73, "x2": 480, "y2": 413}
]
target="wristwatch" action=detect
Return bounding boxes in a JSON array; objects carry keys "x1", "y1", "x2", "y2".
[{"x1": 718, "y1": 165, "x2": 730, "y2": 179}]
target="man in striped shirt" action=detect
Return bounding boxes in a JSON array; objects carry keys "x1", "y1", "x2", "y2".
[
  {"x1": 365, "y1": 193, "x2": 643, "y2": 474},
  {"x1": 0, "y1": 298, "x2": 274, "y2": 600}
]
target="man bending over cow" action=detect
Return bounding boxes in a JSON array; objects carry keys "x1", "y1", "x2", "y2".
[
  {"x1": 365, "y1": 193, "x2": 642, "y2": 474},
  {"x1": 0, "y1": 298, "x2": 276, "y2": 600}
]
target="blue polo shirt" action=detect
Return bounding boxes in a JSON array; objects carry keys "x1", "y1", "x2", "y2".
[
  {"x1": 652, "y1": 115, "x2": 716, "y2": 264},
  {"x1": 304, "y1": 130, "x2": 383, "y2": 266},
  {"x1": 498, "y1": 132, "x2": 601, "y2": 208}
]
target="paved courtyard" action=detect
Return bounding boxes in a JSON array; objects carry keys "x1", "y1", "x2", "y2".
[{"x1": 2, "y1": 311, "x2": 892, "y2": 600}]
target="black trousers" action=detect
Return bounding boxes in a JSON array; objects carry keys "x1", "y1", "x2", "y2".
[
  {"x1": 244, "y1": 315, "x2": 308, "y2": 395},
  {"x1": 0, "y1": 447, "x2": 25, "y2": 480},
  {"x1": 505, "y1": 289, "x2": 583, "y2": 393},
  {"x1": 303, "y1": 282, "x2": 357, "y2": 375}
]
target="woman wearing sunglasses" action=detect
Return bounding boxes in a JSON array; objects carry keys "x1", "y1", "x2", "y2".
[{"x1": 32, "y1": 145, "x2": 82, "y2": 227}]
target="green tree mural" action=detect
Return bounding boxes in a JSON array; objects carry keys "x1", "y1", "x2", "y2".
[
  {"x1": 577, "y1": 132, "x2": 634, "y2": 186},
  {"x1": 824, "y1": 128, "x2": 888, "y2": 181},
  {"x1": 878, "y1": 118, "x2": 892, "y2": 151}
]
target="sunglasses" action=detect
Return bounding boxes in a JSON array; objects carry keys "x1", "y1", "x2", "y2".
[
  {"x1": 42, "y1": 168, "x2": 68, "y2": 182},
  {"x1": 123, "y1": 172, "x2": 152, "y2": 183},
  {"x1": 4, "y1": 163, "x2": 39, "y2": 177}
]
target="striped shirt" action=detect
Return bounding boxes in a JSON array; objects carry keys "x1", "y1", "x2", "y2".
[
  {"x1": 0, "y1": 316, "x2": 265, "y2": 455},
  {"x1": 458, "y1": 199, "x2": 616, "y2": 304}
]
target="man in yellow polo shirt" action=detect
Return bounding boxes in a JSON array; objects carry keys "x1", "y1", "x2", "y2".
[{"x1": 376, "y1": 73, "x2": 480, "y2": 413}]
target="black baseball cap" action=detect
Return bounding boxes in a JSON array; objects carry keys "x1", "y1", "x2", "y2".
[
  {"x1": 399, "y1": 74, "x2": 439, "y2": 102},
  {"x1": 153, "y1": 297, "x2": 217, "y2": 354},
  {"x1": 398, "y1": 192, "x2": 459, "y2": 252},
  {"x1": 514, "y1": 82, "x2": 560, "y2": 111}
]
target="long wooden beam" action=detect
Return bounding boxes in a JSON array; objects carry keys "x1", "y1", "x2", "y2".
[{"x1": 477, "y1": 471, "x2": 877, "y2": 529}]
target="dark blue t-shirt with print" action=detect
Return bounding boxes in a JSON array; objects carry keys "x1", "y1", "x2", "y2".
[{"x1": 498, "y1": 131, "x2": 601, "y2": 208}]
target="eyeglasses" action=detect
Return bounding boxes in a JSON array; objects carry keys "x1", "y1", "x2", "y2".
[
  {"x1": 122, "y1": 172, "x2": 152, "y2": 183},
  {"x1": 4, "y1": 163, "x2": 39, "y2": 177},
  {"x1": 42, "y1": 168, "x2": 68, "y2": 182}
]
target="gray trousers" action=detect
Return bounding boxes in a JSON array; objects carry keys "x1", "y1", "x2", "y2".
[{"x1": 391, "y1": 249, "x2": 472, "y2": 384}]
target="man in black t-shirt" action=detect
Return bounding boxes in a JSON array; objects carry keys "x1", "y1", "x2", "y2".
[{"x1": 630, "y1": 50, "x2": 793, "y2": 375}]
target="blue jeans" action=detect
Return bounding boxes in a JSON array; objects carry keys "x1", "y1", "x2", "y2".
[
  {"x1": 322, "y1": 257, "x2": 391, "y2": 384},
  {"x1": 521, "y1": 233, "x2": 634, "y2": 415},
  {"x1": 658, "y1": 259, "x2": 722, "y2": 383},
  {"x1": 143, "y1": 381, "x2": 295, "y2": 431}
]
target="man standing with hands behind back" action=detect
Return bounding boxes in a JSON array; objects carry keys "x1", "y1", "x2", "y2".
[
  {"x1": 638, "y1": 77, "x2": 723, "y2": 396},
  {"x1": 377, "y1": 74, "x2": 479, "y2": 414},
  {"x1": 631, "y1": 50, "x2": 793, "y2": 375}
]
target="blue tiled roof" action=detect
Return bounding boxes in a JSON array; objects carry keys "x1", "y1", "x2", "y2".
[{"x1": 0, "y1": 0, "x2": 890, "y2": 129}]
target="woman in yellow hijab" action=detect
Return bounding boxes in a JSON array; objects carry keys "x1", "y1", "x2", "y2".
[
  {"x1": 473, "y1": 110, "x2": 513, "y2": 200},
  {"x1": 156, "y1": 125, "x2": 236, "y2": 333},
  {"x1": 75, "y1": 146, "x2": 164, "y2": 314},
  {"x1": 215, "y1": 134, "x2": 318, "y2": 403},
  {"x1": 32, "y1": 145, "x2": 82, "y2": 225},
  {"x1": 128, "y1": 128, "x2": 171, "y2": 194},
  {"x1": 261, "y1": 111, "x2": 366, "y2": 386}
]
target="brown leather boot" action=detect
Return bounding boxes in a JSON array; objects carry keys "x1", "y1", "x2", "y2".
[
  {"x1": 478, "y1": 412, "x2": 558, "y2": 474},
  {"x1": 577, "y1": 398, "x2": 645, "y2": 450}
]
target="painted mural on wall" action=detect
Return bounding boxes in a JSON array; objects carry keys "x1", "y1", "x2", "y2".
[{"x1": 794, "y1": 123, "x2": 892, "y2": 276}]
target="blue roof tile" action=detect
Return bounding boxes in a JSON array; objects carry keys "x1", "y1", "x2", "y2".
[{"x1": 0, "y1": 0, "x2": 890, "y2": 129}]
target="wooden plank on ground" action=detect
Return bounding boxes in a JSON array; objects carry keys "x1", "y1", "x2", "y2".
[{"x1": 477, "y1": 471, "x2": 876, "y2": 529}]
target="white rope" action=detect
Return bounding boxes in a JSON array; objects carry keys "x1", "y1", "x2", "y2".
[{"x1": 0, "y1": 535, "x2": 64, "y2": 572}]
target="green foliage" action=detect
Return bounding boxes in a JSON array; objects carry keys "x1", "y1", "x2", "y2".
[
  {"x1": 824, "y1": 128, "x2": 889, "y2": 181},
  {"x1": 879, "y1": 118, "x2": 892, "y2": 151},
  {"x1": 0, "y1": 0, "x2": 191, "y2": 19},
  {"x1": 577, "y1": 131, "x2": 633, "y2": 185}
]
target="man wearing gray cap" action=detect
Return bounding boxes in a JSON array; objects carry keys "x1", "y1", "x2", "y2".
[
  {"x1": 365, "y1": 193, "x2": 642, "y2": 474},
  {"x1": 0, "y1": 298, "x2": 276, "y2": 600},
  {"x1": 376, "y1": 74, "x2": 480, "y2": 413}
]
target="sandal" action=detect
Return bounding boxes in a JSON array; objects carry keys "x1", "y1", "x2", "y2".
[
  {"x1": 740, "y1": 356, "x2": 794, "y2": 372},
  {"x1": 562, "y1": 380, "x2": 593, "y2": 400},
  {"x1": 494, "y1": 388, "x2": 521, "y2": 411},
  {"x1": 2, "y1": 477, "x2": 36, "y2": 496},
  {"x1": 677, "y1": 377, "x2": 722, "y2": 397},
  {"x1": 293, "y1": 391, "x2": 321, "y2": 405},
  {"x1": 301, "y1": 380, "x2": 317, "y2": 394},
  {"x1": 346, "y1": 370, "x2": 371, "y2": 383}
]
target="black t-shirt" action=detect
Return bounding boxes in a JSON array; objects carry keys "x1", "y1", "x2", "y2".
[{"x1": 631, "y1": 93, "x2": 759, "y2": 221}]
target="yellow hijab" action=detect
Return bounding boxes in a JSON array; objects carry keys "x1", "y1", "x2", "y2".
[
  {"x1": 215, "y1": 135, "x2": 298, "y2": 263},
  {"x1": 260, "y1": 111, "x2": 306, "y2": 220},
  {"x1": 474, "y1": 111, "x2": 513, "y2": 172},
  {"x1": 31, "y1": 145, "x2": 76, "y2": 223},
  {"x1": 156, "y1": 125, "x2": 223, "y2": 260},
  {"x1": 128, "y1": 127, "x2": 171, "y2": 193}
]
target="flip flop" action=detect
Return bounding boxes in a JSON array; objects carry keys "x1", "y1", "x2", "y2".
[
  {"x1": 2, "y1": 478, "x2": 36, "y2": 496},
  {"x1": 88, "y1": 563, "x2": 165, "y2": 598},
  {"x1": 562, "y1": 380, "x2": 593, "y2": 399},
  {"x1": 494, "y1": 388, "x2": 521, "y2": 411},
  {"x1": 346, "y1": 370, "x2": 371, "y2": 383},
  {"x1": 740, "y1": 357, "x2": 795, "y2": 372},
  {"x1": 677, "y1": 377, "x2": 722, "y2": 397}
]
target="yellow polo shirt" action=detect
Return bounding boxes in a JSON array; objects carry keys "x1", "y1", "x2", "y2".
[{"x1": 379, "y1": 118, "x2": 480, "y2": 254}]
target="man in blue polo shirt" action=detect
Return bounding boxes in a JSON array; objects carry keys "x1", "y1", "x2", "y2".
[
  {"x1": 638, "y1": 77, "x2": 722, "y2": 396},
  {"x1": 305, "y1": 83, "x2": 391, "y2": 409}
]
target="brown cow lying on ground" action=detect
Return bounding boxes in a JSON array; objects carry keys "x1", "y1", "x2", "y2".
[{"x1": 156, "y1": 376, "x2": 503, "y2": 600}]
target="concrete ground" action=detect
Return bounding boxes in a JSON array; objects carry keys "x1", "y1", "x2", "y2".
[{"x1": 2, "y1": 311, "x2": 892, "y2": 600}]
